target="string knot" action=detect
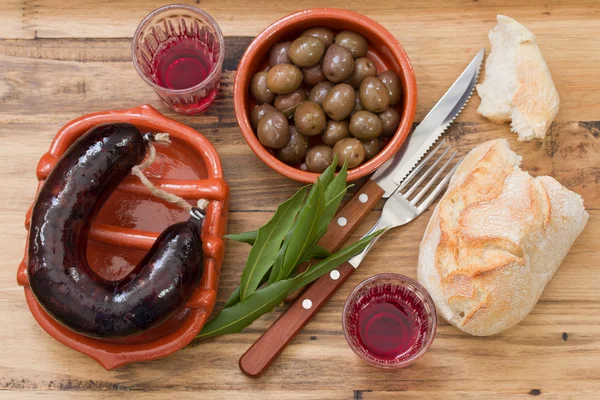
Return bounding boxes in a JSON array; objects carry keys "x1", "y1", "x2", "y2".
[{"x1": 133, "y1": 133, "x2": 208, "y2": 214}]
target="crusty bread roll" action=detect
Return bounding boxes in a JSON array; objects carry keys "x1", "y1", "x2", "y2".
[
  {"x1": 417, "y1": 139, "x2": 588, "y2": 336},
  {"x1": 476, "y1": 15, "x2": 560, "y2": 141}
]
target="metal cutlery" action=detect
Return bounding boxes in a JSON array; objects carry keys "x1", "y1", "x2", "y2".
[{"x1": 238, "y1": 49, "x2": 484, "y2": 377}]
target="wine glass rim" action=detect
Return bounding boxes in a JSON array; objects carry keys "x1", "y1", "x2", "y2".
[
  {"x1": 131, "y1": 4, "x2": 225, "y2": 95},
  {"x1": 342, "y1": 273, "x2": 438, "y2": 369}
]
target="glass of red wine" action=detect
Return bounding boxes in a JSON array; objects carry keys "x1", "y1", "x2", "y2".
[
  {"x1": 343, "y1": 273, "x2": 437, "y2": 369},
  {"x1": 132, "y1": 5, "x2": 224, "y2": 114}
]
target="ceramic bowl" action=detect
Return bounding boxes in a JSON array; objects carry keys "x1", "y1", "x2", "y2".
[
  {"x1": 17, "y1": 104, "x2": 228, "y2": 370},
  {"x1": 234, "y1": 8, "x2": 417, "y2": 183}
]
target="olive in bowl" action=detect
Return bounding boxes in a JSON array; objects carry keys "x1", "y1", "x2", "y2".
[
  {"x1": 359, "y1": 77, "x2": 390, "y2": 113},
  {"x1": 294, "y1": 101, "x2": 327, "y2": 136},
  {"x1": 257, "y1": 111, "x2": 290, "y2": 149},
  {"x1": 274, "y1": 89, "x2": 307, "y2": 118},
  {"x1": 250, "y1": 71, "x2": 275, "y2": 105},
  {"x1": 269, "y1": 41, "x2": 292, "y2": 66},
  {"x1": 333, "y1": 138, "x2": 365, "y2": 168},
  {"x1": 302, "y1": 27, "x2": 335, "y2": 48},
  {"x1": 267, "y1": 64, "x2": 303, "y2": 94},
  {"x1": 335, "y1": 30, "x2": 369, "y2": 58},
  {"x1": 349, "y1": 110, "x2": 383, "y2": 140},
  {"x1": 276, "y1": 126, "x2": 309, "y2": 164},
  {"x1": 305, "y1": 145, "x2": 334, "y2": 173},
  {"x1": 322, "y1": 44, "x2": 354, "y2": 83},
  {"x1": 288, "y1": 36, "x2": 325, "y2": 68},
  {"x1": 250, "y1": 104, "x2": 276, "y2": 129},
  {"x1": 322, "y1": 83, "x2": 355, "y2": 121},
  {"x1": 309, "y1": 81, "x2": 333, "y2": 105}
]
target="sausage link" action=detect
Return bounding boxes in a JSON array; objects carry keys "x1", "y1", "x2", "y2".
[{"x1": 28, "y1": 123, "x2": 204, "y2": 338}]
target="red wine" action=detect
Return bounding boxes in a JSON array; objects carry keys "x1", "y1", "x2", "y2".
[
  {"x1": 151, "y1": 35, "x2": 216, "y2": 91},
  {"x1": 346, "y1": 282, "x2": 432, "y2": 363}
]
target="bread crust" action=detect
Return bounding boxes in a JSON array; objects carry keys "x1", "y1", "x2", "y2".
[
  {"x1": 476, "y1": 15, "x2": 560, "y2": 141},
  {"x1": 417, "y1": 139, "x2": 588, "y2": 336}
]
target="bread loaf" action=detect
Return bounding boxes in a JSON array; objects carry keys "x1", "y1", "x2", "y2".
[
  {"x1": 476, "y1": 15, "x2": 559, "y2": 141},
  {"x1": 417, "y1": 139, "x2": 588, "y2": 336}
]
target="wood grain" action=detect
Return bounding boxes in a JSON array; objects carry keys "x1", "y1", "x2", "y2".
[{"x1": 1, "y1": 0, "x2": 599, "y2": 398}]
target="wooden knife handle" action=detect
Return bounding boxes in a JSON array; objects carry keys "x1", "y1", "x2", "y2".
[
  {"x1": 284, "y1": 179, "x2": 384, "y2": 302},
  {"x1": 239, "y1": 180, "x2": 385, "y2": 378},
  {"x1": 239, "y1": 261, "x2": 356, "y2": 378},
  {"x1": 318, "y1": 179, "x2": 384, "y2": 253}
]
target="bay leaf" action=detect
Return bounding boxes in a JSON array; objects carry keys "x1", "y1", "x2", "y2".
[
  {"x1": 239, "y1": 186, "x2": 308, "y2": 300},
  {"x1": 277, "y1": 181, "x2": 325, "y2": 281},
  {"x1": 196, "y1": 229, "x2": 383, "y2": 340},
  {"x1": 224, "y1": 230, "x2": 257, "y2": 246}
]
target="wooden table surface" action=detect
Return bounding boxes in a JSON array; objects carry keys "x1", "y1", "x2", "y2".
[{"x1": 1, "y1": 1, "x2": 599, "y2": 398}]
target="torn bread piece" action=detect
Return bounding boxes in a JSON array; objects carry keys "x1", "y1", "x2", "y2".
[
  {"x1": 476, "y1": 15, "x2": 560, "y2": 141},
  {"x1": 417, "y1": 139, "x2": 588, "y2": 336}
]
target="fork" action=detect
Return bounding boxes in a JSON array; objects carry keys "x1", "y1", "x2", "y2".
[
  {"x1": 239, "y1": 140, "x2": 461, "y2": 377},
  {"x1": 348, "y1": 139, "x2": 460, "y2": 268}
]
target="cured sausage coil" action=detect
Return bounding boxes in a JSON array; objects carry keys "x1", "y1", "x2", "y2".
[{"x1": 27, "y1": 123, "x2": 205, "y2": 338}]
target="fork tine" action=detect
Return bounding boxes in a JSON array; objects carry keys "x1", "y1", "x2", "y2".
[
  {"x1": 417, "y1": 157, "x2": 463, "y2": 212},
  {"x1": 398, "y1": 139, "x2": 447, "y2": 191},
  {"x1": 403, "y1": 145, "x2": 451, "y2": 198},
  {"x1": 410, "y1": 150, "x2": 458, "y2": 206}
]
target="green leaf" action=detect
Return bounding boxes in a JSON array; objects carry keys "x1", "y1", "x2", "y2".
[
  {"x1": 277, "y1": 180, "x2": 325, "y2": 281},
  {"x1": 196, "y1": 228, "x2": 385, "y2": 340},
  {"x1": 268, "y1": 241, "x2": 288, "y2": 285},
  {"x1": 290, "y1": 228, "x2": 385, "y2": 292},
  {"x1": 318, "y1": 160, "x2": 350, "y2": 236},
  {"x1": 239, "y1": 186, "x2": 308, "y2": 300},
  {"x1": 223, "y1": 270, "x2": 271, "y2": 309},
  {"x1": 317, "y1": 154, "x2": 338, "y2": 188},
  {"x1": 197, "y1": 279, "x2": 295, "y2": 340},
  {"x1": 224, "y1": 230, "x2": 257, "y2": 246},
  {"x1": 301, "y1": 245, "x2": 331, "y2": 261},
  {"x1": 223, "y1": 285, "x2": 241, "y2": 309}
]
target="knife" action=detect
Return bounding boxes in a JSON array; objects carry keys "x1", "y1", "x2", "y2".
[{"x1": 239, "y1": 49, "x2": 485, "y2": 377}]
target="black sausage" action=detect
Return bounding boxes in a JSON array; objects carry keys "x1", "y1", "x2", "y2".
[{"x1": 27, "y1": 123, "x2": 204, "y2": 338}]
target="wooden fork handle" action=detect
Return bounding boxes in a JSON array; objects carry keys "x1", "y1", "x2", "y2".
[
  {"x1": 239, "y1": 180, "x2": 385, "y2": 378},
  {"x1": 239, "y1": 261, "x2": 356, "y2": 377}
]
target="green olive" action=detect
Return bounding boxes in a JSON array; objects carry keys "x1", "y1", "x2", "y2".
[
  {"x1": 288, "y1": 36, "x2": 325, "y2": 68},
  {"x1": 349, "y1": 110, "x2": 383, "y2": 140},
  {"x1": 274, "y1": 89, "x2": 307, "y2": 118},
  {"x1": 322, "y1": 83, "x2": 355, "y2": 121},
  {"x1": 333, "y1": 138, "x2": 366, "y2": 168},
  {"x1": 250, "y1": 104, "x2": 276, "y2": 129},
  {"x1": 334, "y1": 31, "x2": 368, "y2": 58},
  {"x1": 378, "y1": 70, "x2": 402, "y2": 106},
  {"x1": 257, "y1": 111, "x2": 290, "y2": 149},
  {"x1": 308, "y1": 81, "x2": 333, "y2": 106},
  {"x1": 302, "y1": 64, "x2": 326, "y2": 87},
  {"x1": 346, "y1": 57, "x2": 377, "y2": 88},
  {"x1": 276, "y1": 126, "x2": 309, "y2": 165},
  {"x1": 269, "y1": 41, "x2": 293, "y2": 66},
  {"x1": 250, "y1": 71, "x2": 275, "y2": 104},
  {"x1": 305, "y1": 145, "x2": 334, "y2": 173},
  {"x1": 321, "y1": 120, "x2": 350, "y2": 146},
  {"x1": 362, "y1": 138, "x2": 381, "y2": 160},
  {"x1": 379, "y1": 107, "x2": 401, "y2": 137},
  {"x1": 301, "y1": 27, "x2": 335, "y2": 48},
  {"x1": 294, "y1": 101, "x2": 326, "y2": 136},
  {"x1": 267, "y1": 64, "x2": 303, "y2": 94},
  {"x1": 359, "y1": 76, "x2": 390, "y2": 113},
  {"x1": 322, "y1": 44, "x2": 354, "y2": 83}
]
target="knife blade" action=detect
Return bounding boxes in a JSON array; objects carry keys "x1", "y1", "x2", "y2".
[{"x1": 372, "y1": 48, "x2": 484, "y2": 196}]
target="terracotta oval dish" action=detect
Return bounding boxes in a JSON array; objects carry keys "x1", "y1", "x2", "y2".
[
  {"x1": 17, "y1": 104, "x2": 228, "y2": 370},
  {"x1": 234, "y1": 8, "x2": 417, "y2": 183}
]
